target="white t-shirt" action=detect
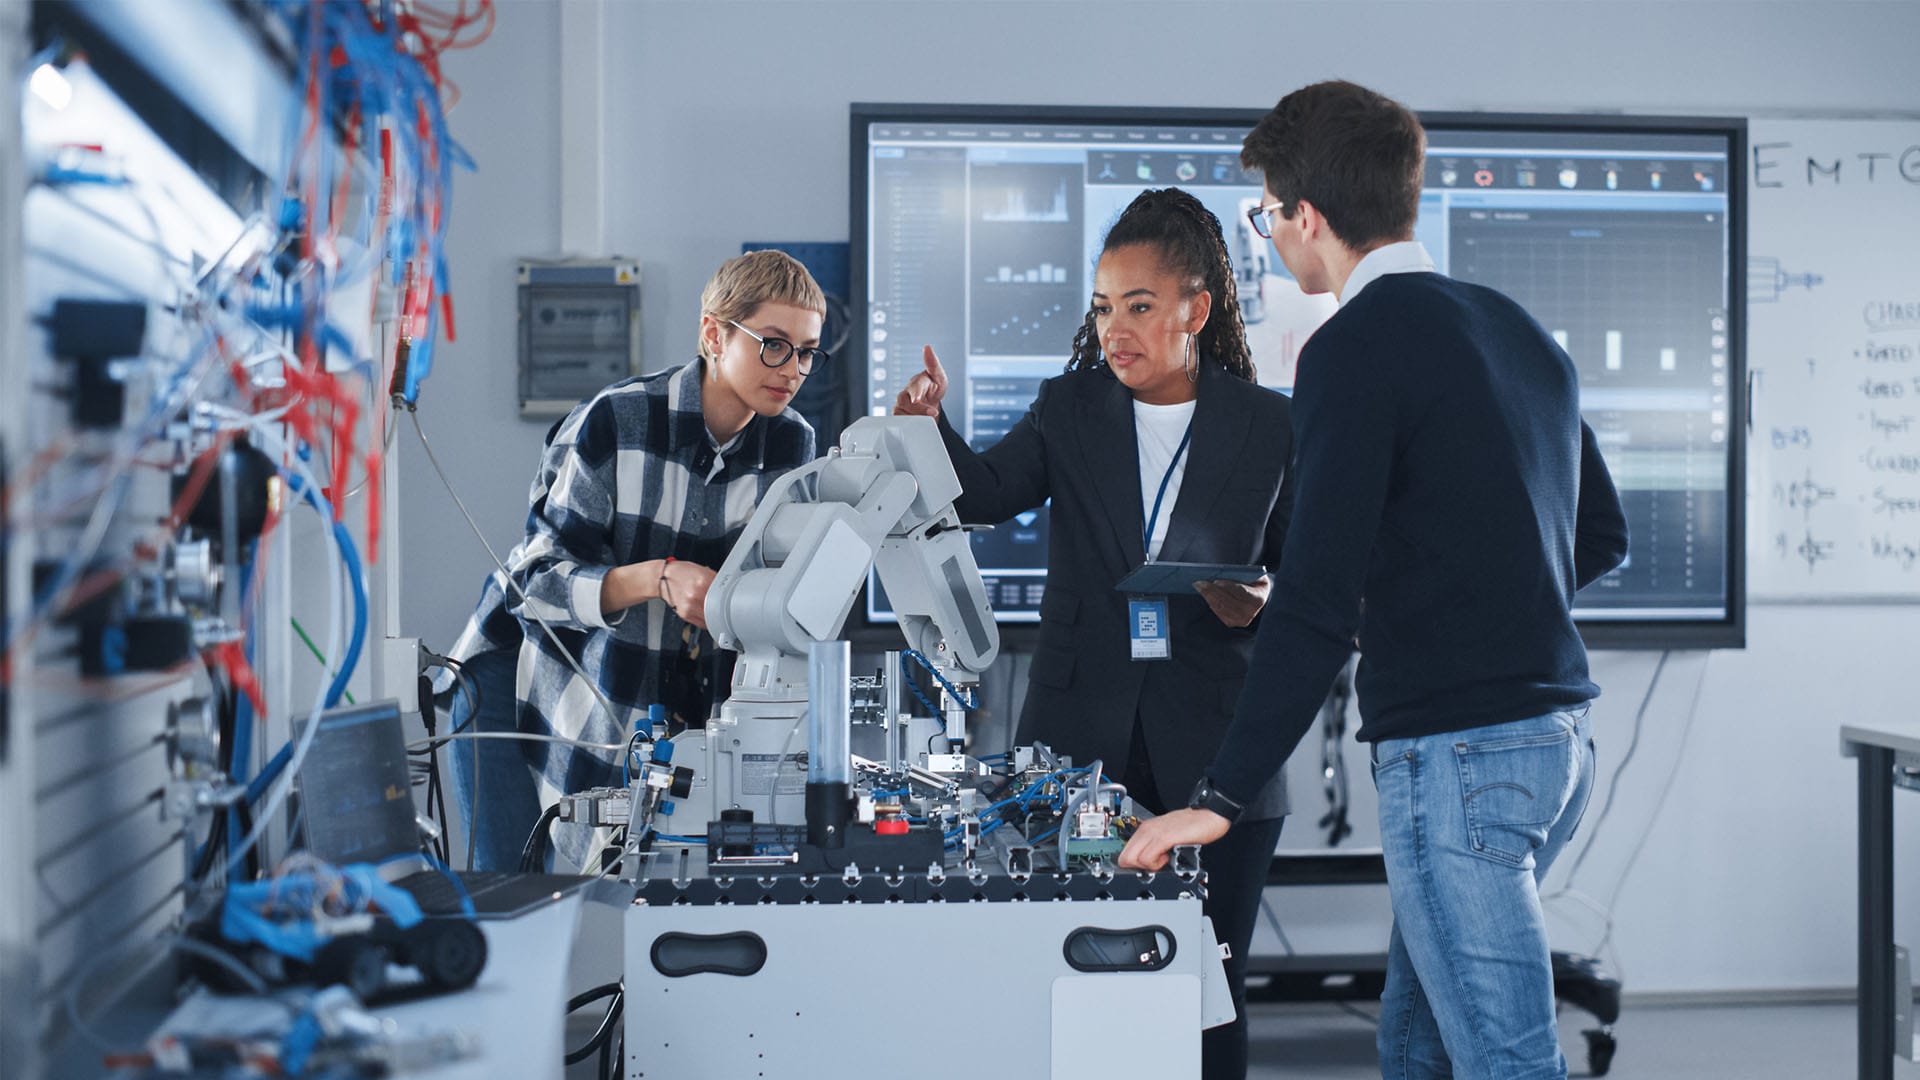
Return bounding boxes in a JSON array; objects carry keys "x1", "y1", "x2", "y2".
[{"x1": 1134, "y1": 398, "x2": 1197, "y2": 561}]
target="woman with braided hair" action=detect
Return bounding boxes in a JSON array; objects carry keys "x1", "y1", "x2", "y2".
[{"x1": 897, "y1": 187, "x2": 1296, "y2": 1080}]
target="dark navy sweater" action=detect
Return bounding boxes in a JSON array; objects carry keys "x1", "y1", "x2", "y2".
[{"x1": 1207, "y1": 271, "x2": 1628, "y2": 806}]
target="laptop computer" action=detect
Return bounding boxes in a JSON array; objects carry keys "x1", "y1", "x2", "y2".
[{"x1": 295, "y1": 700, "x2": 593, "y2": 920}]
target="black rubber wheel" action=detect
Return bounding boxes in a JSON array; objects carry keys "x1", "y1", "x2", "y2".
[
  {"x1": 412, "y1": 920, "x2": 488, "y2": 990},
  {"x1": 1583, "y1": 1028, "x2": 1617, "y2": 1076}
]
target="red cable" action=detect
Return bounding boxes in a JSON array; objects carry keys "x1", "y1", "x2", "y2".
[
  {"x1": 211, "y1": 639, "x2": 267, "y2": 717},
  {"x1": 364, "y1": 449, "x2": 383, "y2": 566}
]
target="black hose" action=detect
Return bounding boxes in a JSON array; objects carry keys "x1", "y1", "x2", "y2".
[
  {"x1": 190, "y1": 810, "x2": 228, "y2": 881},
  {"x1": 567, "y1": 982, "x2": 622, "y2": 1012},
  {"x1": 595, "y1": 825, "x2": 626, "y2": 877},
  {"x1": 418, "y1": 672, "x2": 452, "y2": 863},
  {"x1": 520, "y1": 803, "x2": 562, "y2": 873},
  {"x1": 564, "y1": 983, "x2": 624, "y2": 1066},
  {"x1": 600, "y1": 1023, "x2": 621, "y2": 1080}
]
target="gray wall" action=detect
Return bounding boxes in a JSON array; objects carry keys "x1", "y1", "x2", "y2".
[
  {"x1": 401, "y1": 0, "x2": 1920, "y2": 994},
  {"x1": 395, "y1": 0, "x2": 561, "y2": 638}
]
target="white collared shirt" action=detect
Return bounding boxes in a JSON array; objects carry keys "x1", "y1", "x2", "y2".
[
  {"x1": 1339, "y1": 240, "x2": 1436, "y2": 307},
  {"x1": 1134, "y1": 397, "x2": 1197, "y2": 561}
]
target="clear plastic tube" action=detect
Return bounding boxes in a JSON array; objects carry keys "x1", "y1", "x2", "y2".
[{"x1": 807, "y1": 641, "x2": 850, "y2": 786}]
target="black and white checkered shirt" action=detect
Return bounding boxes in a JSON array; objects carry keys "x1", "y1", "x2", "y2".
[{"x1": 439, "y1": 358, "x2": 814, "y2": 807}]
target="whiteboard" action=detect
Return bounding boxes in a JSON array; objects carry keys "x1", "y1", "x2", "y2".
[{"x1": 1745, "y1": 117, "x2": 1920, "y2": 601}]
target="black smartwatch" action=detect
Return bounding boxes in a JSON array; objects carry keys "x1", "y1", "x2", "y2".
[{"x1": 1186, "y1": 775, "x2": 1246, "y2": 824}]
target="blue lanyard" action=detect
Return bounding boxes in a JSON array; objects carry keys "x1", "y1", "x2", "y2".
[{"x1": 1142, "y1": 423, "x2": 1194, "y2": 559}]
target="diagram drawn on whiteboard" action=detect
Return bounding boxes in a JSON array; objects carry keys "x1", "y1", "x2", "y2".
[
  {"x1": 1748, "y1": 254, "x2": 1824, "y2": 303},
  {"x1": 1773, "y1": 468, "x2": 1837, "y2": 519},
  {"x1": 1778, "y1": 528, "x2": 1837, "y2": 573}
]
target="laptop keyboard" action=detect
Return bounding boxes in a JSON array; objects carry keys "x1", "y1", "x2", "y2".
[{"x1": 397, "y1": 870, "x2": 592, "y2": 919}]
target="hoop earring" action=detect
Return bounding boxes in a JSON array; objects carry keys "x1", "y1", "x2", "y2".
[{"x1": 1184, "y1": 335, "x2": 1199, "y2": 383}]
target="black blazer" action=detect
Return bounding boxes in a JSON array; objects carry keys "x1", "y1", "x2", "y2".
[{"x1": 938, "y1": 361, "x2": 1295, "y2": 819}]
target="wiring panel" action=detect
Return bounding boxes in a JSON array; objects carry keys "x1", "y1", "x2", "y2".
[{"x1": 1, "y1": 2, "x2": 492, "y2": 1073}]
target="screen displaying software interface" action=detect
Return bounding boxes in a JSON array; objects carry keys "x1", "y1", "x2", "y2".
[{"x1": 860, "y1": 115, "x2": 1734, "y2": 628}]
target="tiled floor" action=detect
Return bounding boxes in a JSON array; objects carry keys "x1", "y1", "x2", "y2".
[{"x1": 1247, "y1": 998, "x2": 1917, "y2": 1079}]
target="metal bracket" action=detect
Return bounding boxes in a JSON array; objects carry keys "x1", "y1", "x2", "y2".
[
  {"x1": 1898, "y1": 944, "x2": 1914, "y2": 1061},
  {"x1": 1171, "y1": 844, "x2": 1204, "y2": 882},
  {"x1": 1894, "y1": 765, "x2": 1920, "y2": 794},
  {"x1": 1004, "y1": 845, "x2": 1033, "y2": 881}
]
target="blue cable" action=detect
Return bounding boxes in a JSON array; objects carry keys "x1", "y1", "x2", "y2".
[
  {"x1": 944, "y1": 772, "x2": 1081, "y2": 844},
  {"x1": 246, "y1": 742, "x2": 292, "y2": 806},
  {"x1": 322, "y1": 516, "x2": 366, "y2": 708},
  {"x1": 230, "y1": 543, "x2": 259, "y2": 784},
  {"x1": 940, "y1": 766, "x2": 1110, "y2": 849},
  {"x1": 240, "y1": 475, "x2": 367, "y2": 811},
  {"x1": 204, "y1": 552, "x2": 259, "y2": 874},
  {"x1": 220, "y1": 692, "x2": 253, "y2": 867},
  {"x1": 263, "y1": 0, "x2": 473, "y2": 402},
  {"x1": 649, "y1": 833, "x2": 707, "y2": 845},
  {"x1": 898, "y1": 662, "x2": 944, "y2": 734},
  {"x1": 901, "y1": 648, "x2": 980, "y2": 709},
  {"x1": 282, "y1": 472, "x2": 367, "y2": 709}
]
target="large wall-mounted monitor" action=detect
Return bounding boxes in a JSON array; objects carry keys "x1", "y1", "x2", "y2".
[{"x1": 850, "y1": 104, "x2": 1746, "y2": 650}]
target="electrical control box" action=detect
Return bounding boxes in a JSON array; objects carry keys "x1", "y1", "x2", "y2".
[{"x1": 516, "y1": 258, "x2": 641, "y2": 418}]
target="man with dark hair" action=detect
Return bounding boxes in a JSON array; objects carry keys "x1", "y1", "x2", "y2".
[{"x1": 1122, "y1": 80, "x2": 1629, "y2": 1080}]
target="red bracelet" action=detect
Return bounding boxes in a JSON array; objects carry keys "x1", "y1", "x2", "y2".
[{"x1": 659, "y1": 556, "x2": 676, "y2": 606}]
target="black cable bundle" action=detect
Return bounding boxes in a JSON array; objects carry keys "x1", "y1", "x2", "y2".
[
  {"x1": 519, "y1": 803, "x2": 562, "y2": 873},
  {"x1": 189, "y1": 809, "x2": 228, "y2": 883},
  {"x1": 564, "y1": 981, "x2": 623, "y2": 1068},
  {"x1": 595, "y1": 825, "x2": 627, "y2": 878},
  {"x1": 190, "y1": 668, "x2": 258, "y2": 884},
  {"x1": 602, "y1": 1024, "x2": 622, "y2": 1080},
  {"x1": 409, "y1": 650, "x2": 480, "y2": 864},
  {"x1": 417, "y1": 672, "x2": 451, "y2": 865}
]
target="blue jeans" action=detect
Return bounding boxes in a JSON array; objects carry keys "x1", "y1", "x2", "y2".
[
  {"x1": 445, "y1": 648, "x2": 547, "y2": 872},
  {"x1": 1370, "y1": 708, "x2": 1596, "y2": 1080}
]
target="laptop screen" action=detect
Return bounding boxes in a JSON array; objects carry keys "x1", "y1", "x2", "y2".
[{"x1": 296, "y1": 700, "x2": 418, "y2": 867}]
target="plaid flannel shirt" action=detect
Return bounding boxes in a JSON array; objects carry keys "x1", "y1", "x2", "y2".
[{"x1": 438, "y1": 358, "x2": 814, "y2": 815}]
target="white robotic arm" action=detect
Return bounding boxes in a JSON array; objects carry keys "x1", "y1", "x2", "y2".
[
  {"x1": 705, "y1": 414, "x2": 999, "y2": 700},
  {"x1": 657, "y1": 417, "x2": 998, "y2": 830},
  {"x1": 842, "y1": 417, "x2": 999, "y2": 674}
]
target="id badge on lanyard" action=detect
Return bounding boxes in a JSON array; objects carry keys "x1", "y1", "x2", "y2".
[
  {"x1": 1129, "y1": 423, "x2": 1192, "y2": 662},
  {"x1": 1129, "y1": 597, "x2": 1171, "y2": 660}
]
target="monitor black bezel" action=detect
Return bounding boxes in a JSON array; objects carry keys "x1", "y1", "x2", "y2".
[{"x1": 848, "y1": 102, "x2": 1748, "y2": 652}]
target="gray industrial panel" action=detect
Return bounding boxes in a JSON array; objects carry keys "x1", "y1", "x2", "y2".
[
  {"x1": 1053, "y1": 974, "x2": 1199, "y2": 1077},
  {"x1": 625, "y1": 899, "x2": 1219, "y2": 1079},
  {"x1": 517, "y1": 260, "x2": 642, "y2": 417}
]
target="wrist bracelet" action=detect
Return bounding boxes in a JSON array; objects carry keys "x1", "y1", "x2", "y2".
[{"x1": 659, "y1": 556, "x2": 676, "y2": 606}]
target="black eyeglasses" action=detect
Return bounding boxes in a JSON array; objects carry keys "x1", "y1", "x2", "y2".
[
  {"x1": 728, "y1": 320, "x2": 828, "y2": 374},
  {"x1": 1246, "y1": 199, "x2": 1286, "y2": 240}
]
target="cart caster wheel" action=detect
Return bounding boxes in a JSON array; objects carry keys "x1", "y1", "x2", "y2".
[{"x1": 1582, "y1": 1027, "x2": 1616, "y2": 1076}]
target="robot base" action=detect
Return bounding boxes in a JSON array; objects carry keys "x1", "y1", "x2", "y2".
[{"x1": 624, "y1": 894, "x2": 1229, "y2": 1080}]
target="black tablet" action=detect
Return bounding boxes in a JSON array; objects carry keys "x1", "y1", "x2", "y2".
[{"x1": 1113, "y1": 562, "x2": 1268, "y2": 595}]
